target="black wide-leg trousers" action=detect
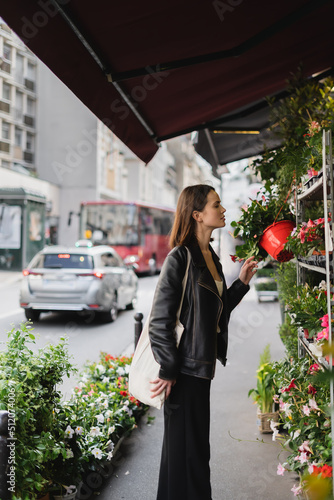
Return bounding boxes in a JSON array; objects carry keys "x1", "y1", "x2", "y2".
[{"x1": 156, "y1": 373, "x2": 212, "y2": 500}]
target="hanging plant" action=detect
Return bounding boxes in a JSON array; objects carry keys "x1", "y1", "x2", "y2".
[{"x1": 230, "y1": 188, "x2": 295, "y2": 261}]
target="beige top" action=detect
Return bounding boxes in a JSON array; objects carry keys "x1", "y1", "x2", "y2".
[
  {"x1": 215, "y1": 280, "x2": 223, "y2": 297},
  {"x1": 215, "y1": 280, "x2": 223, "y2": 333}
]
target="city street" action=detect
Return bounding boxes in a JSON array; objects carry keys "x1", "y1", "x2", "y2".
[{"x1": 0, "y1": 273, "x2": 159, "y2": 399}]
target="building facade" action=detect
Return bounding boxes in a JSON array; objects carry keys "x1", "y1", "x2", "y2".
[{"x1": 0, "y1": 19, "x2": 218, "y2": 262}]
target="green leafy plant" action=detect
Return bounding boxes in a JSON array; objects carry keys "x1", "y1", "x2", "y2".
[
  {"x1": 0, "y1": 323, "x2": 76, "y2": 499},
  {"x1": 285, "y1": 281, "x2": 328, "y2": 339},
  {"x1": 248, "y1": 344, "x2": 276, "y2": 413}
]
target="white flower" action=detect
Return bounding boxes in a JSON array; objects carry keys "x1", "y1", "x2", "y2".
[
  {"x1": 65, "y1": 425, "x2": 74, "y2": 439},
  {"x1": 96, "y1": 413, "x2": 105, "y2": 424},
  {"x1": 292, "y1": 429, "x2": 301, "y2": 440},
  {"x1": 302, "y1": 405, "x2": 310, "y2": 416},
  {"x1": 105, "y1": 410, "x2": 113, "y2": 418},
  {"x1": 66, "y1": 448, "x2": 74, "y2": 459},
  {"x1": 107, "y1": 451, "x2": 113, "y2": 460},
  {"x1": 270, "y1": 420, "x2": 279, "y2": 441},
  {"x1": 108, "y1": 425, "x2": 115, "y2": 435},
  {"x1": 90, "y1": 426, "x2": 101, "y2": 437},
  {"x1": 102, "y1": 377, "x2": 110, "y2": 384},
  {"x1": 95, "y1": 364, "x2": 105, "y2": 374},
  {"x1": 92, "y1": 448, "x2": 103, "y2": 459},
  {"x1": 117, "y1": 367, "x2": 126, "y2": 376},
  {"x1": 101, "y1": 399, "x2": 108, "y2": 408},
  {"x1": 75, "y1": 426, "x2": 84, "y2": 435}
]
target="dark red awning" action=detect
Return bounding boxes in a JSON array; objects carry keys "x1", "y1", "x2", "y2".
[{"x1": 1, "y1": 0, "x2": 333, "y2": 165}]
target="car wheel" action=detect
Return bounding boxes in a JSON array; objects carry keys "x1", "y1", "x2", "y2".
[
  {"x1": 126, "y1": 297, "x2": 136, "y2": 310},
  {"x1": 100, "y1": 292, "x2": 118, "y2": 323},
  {"x1": 25, "y1": 308, "x2": 41, "y2": 322}
]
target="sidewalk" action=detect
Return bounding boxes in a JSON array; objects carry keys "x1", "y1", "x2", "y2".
[
  {"x1": 0, "y1": 270, "x2": 22, "y2": 289},
  {"x1": 96, "y1": 288, "x2": 296, "y2": 500}
]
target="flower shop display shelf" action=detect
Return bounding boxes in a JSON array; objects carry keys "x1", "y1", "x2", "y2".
[
  {"x1": 298, "y1": 168, "x2": 330, "y2": 202},
  {"x1": 298, "y1": 331, "x2": 329, "y2": 370},
  {"x1": 297, "y1": 254, "x2": 332, "y2": 274}
]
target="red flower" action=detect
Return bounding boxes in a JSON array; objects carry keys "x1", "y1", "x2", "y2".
[
  {"x1": 282, "y1": 378, "x2": 297, "y2": 393},
  {"x1": 309, "y1": 363, "x2": 320, "y2": 374},
  {"x1": 312, "y1": 465, "x2": 333, "y2": 478},
  {"x1": 230, "y1": 254, "x2": 237, "y2": 262},
  {"x1": 307, "y1": 384, "x2": 317, "y2": 395}
]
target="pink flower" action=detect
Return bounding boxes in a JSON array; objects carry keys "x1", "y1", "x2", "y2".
[
  {"x1": 320, "y1": 314, "x2": 329, "y2": 328},
  {"x1": 309, "y1": 398, "x2": 319, "y2": 411},
  {"x1": 291, "y1": 484, "x2": 303, "y2": 496},
  {"x1": 299, "y1": 440, "x2": 312, "y2": 454},
  {"x1": 294, "y1": 452, "x2": 309, "y2": 464},
  {"x1": 317, "y1": 327, "x2": 329, "y2": 341},
  {"x1": 277, "y1": 463, "x2": 286, "y2": 476},
  {"x1": 302, "y1": 405, "x2": 310, "y2": 416}
]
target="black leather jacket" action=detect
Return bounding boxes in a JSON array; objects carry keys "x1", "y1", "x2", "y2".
[{"x1": 149, "y1": 243, "x2": 249, "y2": 381}]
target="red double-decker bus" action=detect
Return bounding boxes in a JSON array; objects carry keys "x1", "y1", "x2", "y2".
[{"x1": 79, "y1": 201, "x2": 175, "y2": 274}]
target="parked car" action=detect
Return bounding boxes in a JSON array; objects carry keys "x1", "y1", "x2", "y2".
[{"x1": 20, "y1": 245, "x2": 138, "y2": 322}]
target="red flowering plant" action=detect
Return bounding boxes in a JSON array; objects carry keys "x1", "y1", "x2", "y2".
[
  {"x1": 272, "y1": 357, "x2": 332, "y2": 498},
  {"x1": 230, "y1": 188, "x2": 294, "y2": 261},
  {"x1": 284, "y1": 217, "x2": 330, "y2": 257}
]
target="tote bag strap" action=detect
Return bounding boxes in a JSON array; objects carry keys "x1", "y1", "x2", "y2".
[{"x1": 176, "y1": 247, "x2": 191, "y2": 319}]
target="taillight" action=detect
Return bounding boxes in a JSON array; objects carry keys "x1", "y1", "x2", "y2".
[
  {"x1": 22, "y1": 269, "x2": 43, "y2": 276},
  {"x1": 76, "y1": 272, "x2": 104, "y2": 279}
]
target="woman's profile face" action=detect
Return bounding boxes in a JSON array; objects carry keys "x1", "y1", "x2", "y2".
[{"x1": 197, "y1": 190, "x2": 226, "y2": 230}]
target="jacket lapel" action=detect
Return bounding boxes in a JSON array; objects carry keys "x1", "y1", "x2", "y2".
[{"x1": 188, "y1": 242, "x2": 222, "y2": 296}]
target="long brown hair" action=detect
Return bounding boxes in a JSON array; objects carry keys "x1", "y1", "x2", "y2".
[{"x1": 169, "y1": 184, "x2": 216, "y2": 248}]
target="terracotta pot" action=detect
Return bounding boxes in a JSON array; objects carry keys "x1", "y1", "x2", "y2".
[{"x1": 259, "y1": 220, "x2": 295, "y2": 262}]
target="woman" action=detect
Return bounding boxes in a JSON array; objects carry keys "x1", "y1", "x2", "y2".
[{"x1": 149, "y1": 184, "x2": 257, "y2": 500}]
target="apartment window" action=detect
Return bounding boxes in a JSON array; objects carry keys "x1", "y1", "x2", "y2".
[
  {"x1": 2, "y1": 82, "x2": 11, "y2": 101},
  {"x1": 15, "y1": 53, "x2": 24, "y2": 81},
  {"x1": 15, "y1": 89, "x2": 23, "y2": 108},
  {"x1": 26, "y1": 132, "x2": 34, "y2": 151},
  {"x1": 2, "y1": 121, "x2": 10, "y2": 140},
  {"x1": 27, "y1": 97, "x2": 35, "y2": 116},
  {"x1": 14, "y1": 126, "x2": 22, "y2": 147},
  {"x1": 27, "y1": 62, "x2": 36, "y2": 81},
  {"x1": 3, "y1": 42, "x2": 11, "y2": 61}
]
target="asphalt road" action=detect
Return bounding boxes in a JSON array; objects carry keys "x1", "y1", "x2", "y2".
[{"x1": 0, "y1": 273, "x2": 159, "y2": 399}]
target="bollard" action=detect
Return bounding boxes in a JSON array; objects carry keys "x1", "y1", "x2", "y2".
[
  {"x1": 134, "y1": 312, "x2": 143, "y2": 348},
  {"x1": 0, "y1": 410, "x2": 10, "y2": 500}
]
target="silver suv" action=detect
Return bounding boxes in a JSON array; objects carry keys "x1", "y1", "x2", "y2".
[{"x1": 20, "y1": 245, "x2": 138, "y2": 322}]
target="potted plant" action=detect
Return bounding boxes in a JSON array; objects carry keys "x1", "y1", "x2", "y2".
[
  {"x1": 248, "y1": 345, "x2": 279, "y2": 433},
  {"x1": 231, "y1": 188, "x2": 295, "y2": 262}
]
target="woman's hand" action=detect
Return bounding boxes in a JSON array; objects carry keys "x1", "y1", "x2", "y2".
[
  {"x1": 150, "y1": 377, "x2": 176, "y2": 400},
  {"x1": 239, "y1": 256, "x2": 258, "y2": 285}
]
